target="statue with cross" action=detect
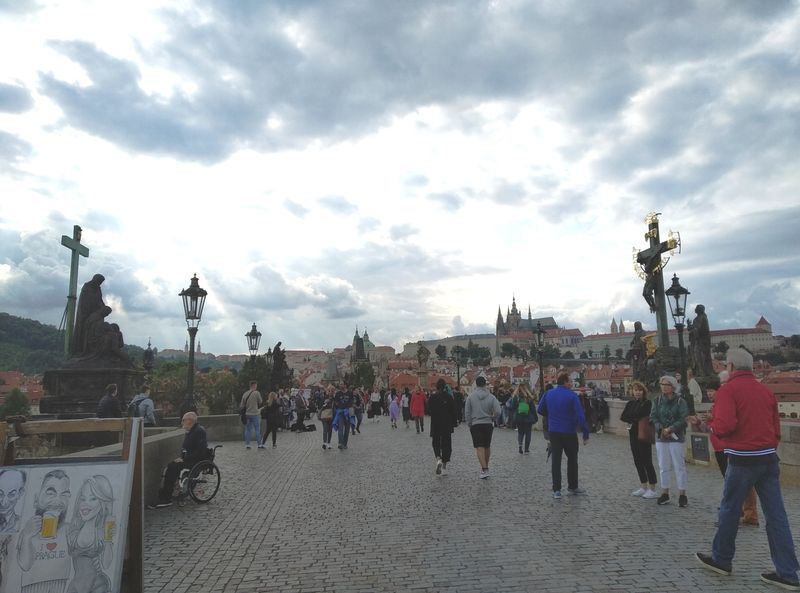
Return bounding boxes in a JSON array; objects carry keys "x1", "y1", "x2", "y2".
[
  {"x1": 61, "y1": 225, "x2": 90, "y2": 355},
  {"x1": 633, "y1": 212, "x2": 680, "y2": 349}
]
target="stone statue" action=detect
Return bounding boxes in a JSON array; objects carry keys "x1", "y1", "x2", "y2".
[
  {"x1": 70, "y1": 273, "x2": 106, "y2": 355},
  {"x1": 690, "y1": 304, "x2": 714, "y2": 377},
  {"x1": 629, "y1": 321, "x2": 647, "y2": 382},
  {"x1": 416, "y1": 342, "x2": 431, "y2": 369}
]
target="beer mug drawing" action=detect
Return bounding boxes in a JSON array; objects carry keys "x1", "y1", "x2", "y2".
[
  {"x1": 41, "y1": 510, "x2": 58, "y2": 539},
  {"x1": 103, "y1": 518, "x2": 115, "y2": 542}
]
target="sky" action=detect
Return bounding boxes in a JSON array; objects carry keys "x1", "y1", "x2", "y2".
[{"x1": 0, "y1": 0, "x2": 799, "y2": 356}]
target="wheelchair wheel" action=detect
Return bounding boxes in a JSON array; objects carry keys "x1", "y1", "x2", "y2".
[{"x1": 188, "y1": 460, "x2": 221, "y2": 503}]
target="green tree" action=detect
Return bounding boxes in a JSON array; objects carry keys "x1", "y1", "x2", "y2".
[
  {"x1": 541, "y1": 344, "x2": 561, "y2": 360},
  {"x1": 713, "y1": 341, "x2": 730, "y2": 355},
  {"x1": 501, "y1": 343, "x2": 516, "y2": 358},
  {"x1": 579, "y1": 351, "x2": 588, "y2": 359},
  {"x1": 602, "y1": 345, "x2": 611, "y2": 361},
  {"x1": 346, "y1": 362, "x2": 376, "y2": 389},
  {"x1": 451, "y1": 345, "x2": 466, "y2": 361},
  {"x1": 237, "y1": 356, "x2": 272, "y2": 396},
  {"x1": 615, "y1": 348, "x2": 624, "y2": 359},
  {"x1": 465, "y1": 340, "x2": 492, "y2": 366},
  {"x1": 789, "y1": 335, "x2": 800, "y2": 349},
  {"x1": 562, "y1": 351, "x2": 575, "y2": 359},
  {"x1": 199, "y1": 369, "x2": 239, "y2": 415},
  {"x1": 435, "y1": 345, "x2": 447, "y2": 360},
  {"x1": 1, "y1": 387, "x2": 30, "y2": 418},
  {"x1": 150, "y1": 360, "x2": 190, "y2": 413}
]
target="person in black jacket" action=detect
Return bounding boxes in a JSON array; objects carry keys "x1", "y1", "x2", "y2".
[
  {"x1": 148, "y1": 412, "x2": 208, "y2": 509},
  {"x1": 261, "y1": 392, "x2": 282, "y2": 448},
  {"x1": 96, "y1": 383, "x2": 122, "y2": 418},
  {"x1": 620, "y1": 381, "x2": 658, "y2": 499},
  {"x1": 429, "y1": 379, "x2": 457, "y2": 476}
]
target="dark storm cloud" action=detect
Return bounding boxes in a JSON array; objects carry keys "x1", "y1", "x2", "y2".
[
  {"x1": 317, "y1": 195, "x2": 357, "y2": 216},
  {"x1": 283, "y1": 199, "x2": 309, "y2": 218},
  {"x1": 36, "y1": 1, "x2": 795, "y2": 164},
  {"x1": 0, "y1": 83, "x2": 34, "y2": 113}
]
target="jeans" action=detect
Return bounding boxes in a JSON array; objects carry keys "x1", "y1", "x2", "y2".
[
  {"x1": 549, "y1": 432, "x2": 579, "y2": 492},
  {"x1": 712, "y1": 456, "x2": 799, "y2": 579},
  {"x1": 517, "y1": 423, "x2": 532, "y2": 451},
  {"x1": 655, "y1": 441, "x2": 687, "y2": 490},
  {"x1": 715, "y1": 451, "x2": 759, "y2": 523},
  {"x1": 629, "y1": 429, "x2": 657, "y2": 485},
  {"x1": 322, "y1": 420, "x2": 333, "y2": 444},
  {"x1": 337, "y1": 419, "x2": 350, "y2": 447},
  {"x1": 244, "y1": 414, "x2": 261, "y2": 446},
  {"x1": 432, "y1": 434, "x2": 452, "y2": 463}
]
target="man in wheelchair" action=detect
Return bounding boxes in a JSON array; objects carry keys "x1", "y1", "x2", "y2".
[{"x1": 148, "y1": 412, "x2": 208, "y2": 509}]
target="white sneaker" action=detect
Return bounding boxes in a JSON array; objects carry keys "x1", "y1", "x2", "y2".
[
  {"x1": 631, "y1": 488, "x2": 646, "y2": 497},
  {"x1": 642, "y1": 489, "x2": 659, "y2": 499},
  {"x1": 479, "y1": 469, "x2": 490, "y2": 479},
  {"x1": 435, "y1": 458, "x2": 443, "y2": 475}
]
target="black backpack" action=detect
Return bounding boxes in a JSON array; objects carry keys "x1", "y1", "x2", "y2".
[{"x1": 127, "y1": 399, "x2": 142, "y2": 418}]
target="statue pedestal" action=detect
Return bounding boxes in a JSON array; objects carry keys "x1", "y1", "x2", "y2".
[
  {"x1": 417, "y1": 371, "x2": 429, "y2": 391},
  {"x1": 41, "y1": 367, "x2": 145, "y2": 415}
]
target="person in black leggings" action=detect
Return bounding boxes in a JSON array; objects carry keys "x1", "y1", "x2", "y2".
[
  {"x1": 620, "y1": 381, "x2": 658, "y2": 499},
  {"x1": 261, "y1": 392, "x2": 281, "y2": 447}
]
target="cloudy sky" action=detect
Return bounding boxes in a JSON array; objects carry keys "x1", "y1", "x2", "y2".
[{"x1": 1, "y1": 1, "x2": 798, "y2": 356}]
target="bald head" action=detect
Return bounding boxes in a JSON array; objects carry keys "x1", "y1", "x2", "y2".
[{"x1": 181, "y1": 412, "x2": 197, "y2": 432}]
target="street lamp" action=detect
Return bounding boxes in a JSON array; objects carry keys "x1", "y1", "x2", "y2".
[
  {"x1": 179, "y1": 273, "x2": 207, "y2": 414},
  {"x1": 245, "y1": 323, "x2": 262, "y2": 360},
  {"x1": 665, "y1": 273, "x2": 693, "y2": 414},
  {"x1": 534, "y1": 321, "x2": 546, "y2": 396}
]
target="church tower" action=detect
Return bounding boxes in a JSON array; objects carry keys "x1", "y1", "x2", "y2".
[
  {"x1": 619, "y1": 320, "x2": 626, "y2": 333},
  {"x1": 610, "y1": 318, "x2": 618, "y2": 334},
  {"x1": 508, "y1": 296, "x2": 522, "y2": 331}
]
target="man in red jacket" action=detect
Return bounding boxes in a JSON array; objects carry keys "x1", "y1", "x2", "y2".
[{"x1": 695, "y1": 348, "x2": 799, "y2": 590}]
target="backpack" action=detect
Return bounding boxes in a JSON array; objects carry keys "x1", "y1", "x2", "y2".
[
  {"x1": 127, "y1": 398, "x2": 142, "y2": 418},
  {"x1": 517, "y1": 399, "x2": 530, "y2": 415}
]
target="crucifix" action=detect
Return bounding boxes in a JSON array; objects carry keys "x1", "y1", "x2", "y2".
[
  {"x1": 61, "y1": 225, "x2": 90, "y2": 354},
  {"x1": 633, "y1": 213, "x2": 679, "y2": 349}
]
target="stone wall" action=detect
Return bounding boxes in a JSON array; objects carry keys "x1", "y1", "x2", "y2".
[{"x1": 605, "y1": 398, "x2": 800, "y2": 486}]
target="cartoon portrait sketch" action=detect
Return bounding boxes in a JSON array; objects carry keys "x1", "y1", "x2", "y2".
[
  {"x1": 0, "y1": 469, "x2": 26, "y2": 535},
  {"x1": 17, "y1": 469, "x2": 72, "y2": 593},
  {"x1": 65, "y1": 475, "x2": 114, "y2": 593}
]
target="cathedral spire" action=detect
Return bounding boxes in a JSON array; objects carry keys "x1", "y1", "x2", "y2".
[{"x1": 528, "y1": 305, "x2": 532, "y2": 320}]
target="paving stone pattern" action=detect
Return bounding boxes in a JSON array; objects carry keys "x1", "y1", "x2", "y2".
[{"x1": 144, "y1": 419, "x2": 800, "y2": 593}]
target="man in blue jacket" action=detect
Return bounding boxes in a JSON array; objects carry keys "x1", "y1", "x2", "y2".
[{"x1": 537, "y1": 373, "x2": 590, "y2": 499}]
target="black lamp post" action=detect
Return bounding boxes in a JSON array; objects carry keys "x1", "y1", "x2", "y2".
[
  {"x1": 245, "y1": 323, "x2": 262, "y2": 361},
  {"x1": 179, "y1": 273, "x2": 207, "y2": 414},
  {"x1": 665, "y1": 273, "x2": 693, "y2": 414},
  {"x1": 534, "y1": 321, "x2": 546, "y2": 396}
]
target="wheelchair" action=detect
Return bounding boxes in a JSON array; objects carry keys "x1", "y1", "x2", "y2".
[{"x1": 174, "y1": 445, "x2": 222, "y2": 504}]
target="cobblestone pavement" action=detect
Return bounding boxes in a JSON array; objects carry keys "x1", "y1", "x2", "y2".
[{"x1": 144, "y1": 419, "x2": 800, "y2": 593}]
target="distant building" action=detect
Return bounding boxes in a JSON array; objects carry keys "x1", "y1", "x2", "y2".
[{"x1": 0, "y1": 371, "x2": 43, "y2": 414}]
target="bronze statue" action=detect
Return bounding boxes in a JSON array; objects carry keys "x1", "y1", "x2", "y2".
[
  {"x1": 690, "y1": 304, "x2": 714, "y2": 377},
  {"x1": 637, "y1": 250, "x2": 661, "y2": 313},
  {"x1": 629, "y1": 321, "x2": 647, "y2": 381},
  {"x1": 416, "y1": 342, "x2": 431, "y2": 369},
  {"x1": 70, "y1": 273, "x2": 106, "y2": 355}
]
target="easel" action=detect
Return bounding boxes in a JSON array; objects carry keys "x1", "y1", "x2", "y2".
[{"x1": 0, "y1": 417, "x2": 143, "y2": 593}]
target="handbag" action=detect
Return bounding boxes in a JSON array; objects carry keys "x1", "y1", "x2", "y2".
[
  {"x1": 239, "y1": 391, "x2": 253, "y2": 426},
  {"x1": 319, "y1": 408, "x2": 333, "y2": 421},
  {"x1": 637, "y1": 416, "x2": 655, "y2": 444}
]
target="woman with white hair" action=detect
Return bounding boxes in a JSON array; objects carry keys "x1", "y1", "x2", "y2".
[{"x1": 650, "y1": 375, "x2": 689, "y2": 507}]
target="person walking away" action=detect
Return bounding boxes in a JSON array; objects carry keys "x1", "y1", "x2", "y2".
[
  {"x1": 429, "y1": 379, "x2": 457, "y2": 475},
  {"x1": 128, "y1": 385, "x2": 157, "y2": 426},
  {"x1": 537, "y1": 373, "x2": 590, "y2": 499},
  {"x1": 695, "y1": 348, "x2": 799, "y2": 590},
  {"x1": 514, "y1": 385, "x2": 538, "y2": 454},
  {"x1": 260, "y1": 392, "x2": 281, "y2": 448},
  {"x1": 318, "y1": 387, "x2": 335, "y2": 449},
  {"x1": 620, "y1": 381, "x2": 658, "y2": 499},
  {"x1": 505, "y1": 388, "x2": 518, "y2": 429},
  {"x1": 689, "y1": 372, "x2": 759, "y2": 525},
  {"x1": 465, "y1": 376, "x2": 501, "y2": 479},
  {"x1": 410, "y1": 386, "x2": 427, "y2": 434},
  {"x1": 453, "y1": 387, "x2": 465, "y2": 425},
  {"x1": 241, "y1": 381, "x2": 263, "y2": 449},
  {"x1": 389, "y1": 395, "x2": 400, "y2": 429},
  {"x1": 352, "y1": 389, "x2": 364, "y2": 434},
  {"x1": 96, "y1": 383, "x2": 122, "y2": 418},
  {"x1": 650, "y1": 375, "x2": 689, "y2": 506},
  {"x1": 332, "y1": 386, "x2": 355, "y2": 450}
]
